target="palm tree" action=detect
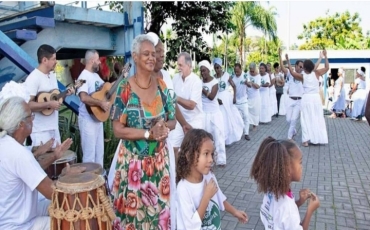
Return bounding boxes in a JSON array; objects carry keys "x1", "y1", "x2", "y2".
[{"x1": 231, "y1": 2, "x2": 278, "y2": 67}]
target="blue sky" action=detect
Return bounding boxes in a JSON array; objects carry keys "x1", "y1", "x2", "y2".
[{"x1": 252, "y1": 1, "x2": 370, "y2": 48}]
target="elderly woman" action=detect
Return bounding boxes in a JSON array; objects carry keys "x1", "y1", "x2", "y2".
[
  {"x1": 213, "y1": 57, "x2": 243, "y2": 144},
  {"x1": 199, "y1": 60, "x2": 226, "y2": 166},
  {"x1": 110, "y1": 34, "x2": 176, "y2": 229},
  {"x1": 246, "y1": 62, "x2": 261, "y2": 130},
  {"x1": 259, "y1": 63, "x2": 271, "y2": 123},
  {"x1": 286, "y1": 50, "x2": 329, "y2": 147},
  {"x1": 351, "y1": 67, "x2": 367, "y2": 120}
]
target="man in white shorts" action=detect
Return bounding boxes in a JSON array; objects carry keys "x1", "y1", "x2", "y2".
[
  {"x1": 25, "y1": 44, "x2": 73, "y2": 148},
  {"x1": 77, "y1": 50, "x2": 110, "y2": 167},
  {"x1": 170, "y1": 52, "x2": 204, "y2": 153}
]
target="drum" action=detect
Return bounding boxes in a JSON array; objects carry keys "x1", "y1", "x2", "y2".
[
  {"x1": 44, "y1": 150, "x2": 77, "y2": 180},
  {"x1": 60, "y1": 162, "x2": 111, "y2": 196},
  {"x1": 49, "y1": 173, "x2": 116, "y2": 230}
]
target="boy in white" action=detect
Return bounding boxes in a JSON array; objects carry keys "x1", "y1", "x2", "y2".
[
  {"x1": 279, "y1": 50, "x2": 304, "y2": 139},
  {"x1": 170, "y1": 52, "x2": 204, "y2": 152},
  {"x1": 232, "y1": 63, "x2": 251, "y2": 140},
  {"x1": 25, "y1": 44, "x2": 73, "y2": 147},
  {"x1": 77, "y1": 50, "x2": 110, "y2": 166}
]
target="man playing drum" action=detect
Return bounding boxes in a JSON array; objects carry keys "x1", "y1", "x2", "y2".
[{"x1": 0, "y1": 97, "x2": 83, "y2": 230}]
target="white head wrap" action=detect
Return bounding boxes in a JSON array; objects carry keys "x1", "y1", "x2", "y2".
[
  {"x1": 199, "y1": 60, "x2": 212, "y2": 73},
  {"x1": 0, "y1": 81, "x2": 30, "y2": 103},
  {"x1": 146, "y1": 32, "x2": 160, "y2": 46},
  {"x1": 357, "y1": 69, "x2": 365, "y2": 77}
]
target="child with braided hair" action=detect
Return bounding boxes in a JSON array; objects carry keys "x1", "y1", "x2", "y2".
[{"x1": 251, "y1": 136, "x2": 320, "y2": 230}]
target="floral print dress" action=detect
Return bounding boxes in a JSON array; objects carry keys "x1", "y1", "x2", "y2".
[{"x1": 111, "y1": 78, "x2": 176, "y2": 230}]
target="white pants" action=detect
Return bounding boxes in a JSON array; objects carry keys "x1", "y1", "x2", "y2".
[
  {"x1": 286, "y1": 97, "x2": 301, "y2": 139},
  {"x1": 168, "y1": 116, "x2": 204, "y2": 148},
  {"x1": 78, "y1": 116, "x2": 104, "y2": 166},
  {"x1": 31, "y1": 129, "x2": 61, "y2": 148},
  {"x1": 31, "y1": 199, "x2": 50, "y2": 230},
  {"x1": 235, "y1": 103, "x2": 249, "y2": 135}
]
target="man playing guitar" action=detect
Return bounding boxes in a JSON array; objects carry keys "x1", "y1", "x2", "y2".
[
  {"x1": 76, "y1": 50, "x2": 110, "y2": 167},
  {"x1": 25, "y1": 44, "x2": 74, "y2": 150}
]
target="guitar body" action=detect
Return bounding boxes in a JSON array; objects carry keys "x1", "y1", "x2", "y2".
[
  {"x1": 86, "y1": 82, "x2": 116, "y2": 122},
  {"x1": 36, "y1": 89, "x2": 63, "y2": 116}
]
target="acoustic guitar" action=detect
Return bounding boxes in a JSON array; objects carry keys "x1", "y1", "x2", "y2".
[
  {"x1": 36, "y1": 80, "x2": 86, "y2": 116},
  {"x1": 86, "y1": 62, "x2": 131, "y2": 122}
]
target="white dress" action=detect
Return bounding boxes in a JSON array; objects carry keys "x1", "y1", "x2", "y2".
[
  {"x1": 279, "y1": 76, "x2": 288, "y2": 116},
  {"x1": 202, "y1": 78, "x2": 226, "y2": 165},
  {"x1": 351, "y1": 78, "x2": 367, "y2": 118},
  {"x1": 259, "y1": 73, "x2": 272, "y2": 123},
  {"x1": 247, "y1": 74, "x2": 261, "y2": 126},
  {"x1": 332, "y1": 77, "x2": 346, "y2": 112},
  {"x1": 300, "y1": 72, "x2": 328, "y2": 144},
  {"x1": 216, "y1": 72, "x2": 243, "y2": 145}
]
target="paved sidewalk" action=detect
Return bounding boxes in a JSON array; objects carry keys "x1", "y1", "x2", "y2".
[{"x1": 214, "y1": 115, "x2": 370, "y2": 230}]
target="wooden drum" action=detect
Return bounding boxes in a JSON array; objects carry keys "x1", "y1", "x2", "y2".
[
  {"x1": 49, "y1": 173, "x2": 116, "y2": 230},
  {"x1": 44, "y1": 150, "x2": 77, "y2": 180}
]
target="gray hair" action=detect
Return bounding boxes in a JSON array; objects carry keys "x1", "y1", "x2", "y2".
[
  {"x1": 131, "y1": 34, "x2": 155, "y2": 56},
  {"x1": 178, "y1": 52, "x2": 192, "y2": 68},
  {"x1": 85, "y1": 49, "x2": 99, "y2": 62},
  {"x1": 0, "y1": 97, "x2": 27, "y2": 138},
  {"x1": 249, "y1": 62, "x2": 256, "y2": 69}
]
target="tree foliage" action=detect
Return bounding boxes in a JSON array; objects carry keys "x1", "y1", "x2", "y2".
[{"x1": 298, "y1": 11, "x2": 367, "y2": 50}]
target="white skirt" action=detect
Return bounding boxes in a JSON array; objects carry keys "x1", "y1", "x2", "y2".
[
  {"x1": 203, "y1": 110, "x2": 226, "y2": 165},
  {"x1": 279, "y1": 93, "x2": 287, "y2": 115},
  {"x1": 351, "y1": 89, "x2": 367, "y2": 117},
  {"x1": 218, "y1": 91, "x2": 243, "y2": 145},
  {"x1": 248, "y1": 95, "x2": 261, "y2": 126},
  {"x1": 270, "y1": 87, "x2": 278, "y2": 116},
  {"x1": 260, "y1": 88, "x2": 271, "y2": 123},
  {"x1": 300, "y1": 93, "x2": 328, "y2": 144}
]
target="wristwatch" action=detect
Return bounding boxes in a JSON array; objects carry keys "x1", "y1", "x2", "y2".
[{"x1": 144, "y1": 130, "x2": 150, "y2": 140}]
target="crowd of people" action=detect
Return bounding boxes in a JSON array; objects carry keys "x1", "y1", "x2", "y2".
[{"x1": 1, "y1": 31, "x2": 369, "y2": 230}]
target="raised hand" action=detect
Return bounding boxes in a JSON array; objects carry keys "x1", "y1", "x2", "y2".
[
  {"x1": 307, "y1": 192, "x2": 320, "y2": 212},
  {"x1": 285, "y1": 53, "x2": 289, "y2": 60},
  {"x1": 322, "y1": 49, "x2": 327, "y2": 57},
  {"x1": 204, "y1": 178, "x2": 218, "y2": 200},
  {"x1": 298, "y1": 188, "x2": 311, "y2": 204},
  {"x1": 53, "y1": 138, "x2": 73, "y2": 160}
]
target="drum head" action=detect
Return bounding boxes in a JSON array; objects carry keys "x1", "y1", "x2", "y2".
[
  {"x1": 54, "y1": 150, "x2": 76, "y2": 164},
  {"x1": 56, "y1": 172, "x2": 105, "y2": 193},
  {"x1": 61, "y1": 162, "x2": 103, "y2": 175}
]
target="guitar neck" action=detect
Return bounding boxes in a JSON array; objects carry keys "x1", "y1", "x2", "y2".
[
  {"x1": 106, "y1": 71, "x2": 126, "y2": 99},
  {"x1": 57, "y1": 89, "x2": 68, "y2": 100}
]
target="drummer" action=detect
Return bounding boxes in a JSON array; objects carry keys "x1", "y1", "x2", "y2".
[{"x1": 0, "y1": 96, "x2": 84, "y2": 230}]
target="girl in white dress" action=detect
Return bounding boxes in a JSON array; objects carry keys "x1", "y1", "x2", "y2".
[
  {"x1": 213, "y1": 58, "x2": 243, "y2": 144},
  {"x1": 251, "y1": 137, "x2": 320, "y2": 230},
  {"x1": 246, "y1": 62, "x2": 261, "y2": 130},
  {"x1": 199, "y1": 60, "x2": 226, "y2": 166},
  {"x1": 267, "y1": 63, "x2": 278, "y2": 117},
  {"x1": 259, "y1": 63, "x2": 272, "y2": 123},
  {"x1": 286, "y1": 50, "x2": 329, "y2": 147},
  {"x1": 176, "y1": 129, "x2": 248, "y2": 230},
  {"x1": 279, "y1": 71, "x2": 288, "y2": 116},
  {"x1": 351, "y1": 67, "x2": 367, "y2": 120}
]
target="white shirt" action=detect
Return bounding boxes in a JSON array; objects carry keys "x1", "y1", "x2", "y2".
[
  {"x1": 24, "y1": 68, "x2": 59, "y2": 132},
  {"x1": 287, "y1": 70, "x2": 304, "y2": 97},
  {"x1": 0, "y1": 135, "x2": 47, "y2": 230},
  {"x1": 77, "y1": 69, "x2": 105, "y2": 118},
  {"x1": 232, "y1": 72, "x2": 249, "y2": 104},
  {"x1": 247, "y1": 73, "x2": 261, "y2": 99},
  {"x1": 202, "y1": 78, "x2": 220, "y2": 113},
  {"x1": 161, "y1": 69, "x2": 175, "y2": 98},
  {"x1": 176, "y1": 173, "x2": 226, "y2": 230},
  {"x1": 260, "y1": 74, "x2": 271, "y2": 92},
  {"x1": 303, "y1": 72, "x2": 319, "y2": 94},
  {"x1": 173, "y1": 72, "x2": 203, "y2": 123},
  {"x1": 355, "y1": 78, "x2": 366, "y2": 89},
  {"x1": 260, "y1": 192, "x2": 303, "y2": 230}
]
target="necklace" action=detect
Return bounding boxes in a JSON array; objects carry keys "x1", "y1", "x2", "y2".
[{"x1": 134, "y1": 75, "x2": 152, "y2": 89}]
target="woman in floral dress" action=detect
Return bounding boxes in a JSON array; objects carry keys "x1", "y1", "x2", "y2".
[{"x1": 110, "y1": 34, "x2": 176, "y2": 229}]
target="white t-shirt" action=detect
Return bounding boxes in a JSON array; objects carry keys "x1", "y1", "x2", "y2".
[
  {"x1": 247, "y1": 73, "x2": 261, "y2": 99},
  {"x1": 260, "y1": 192, "x2": 303, "y2": 230},
  {"x1": 355, "y1": 78, "x2": 366, "y2": 89},
  {"x1": 177, "y1": 172, "x2": 227, "y2": 230},
  {"x1": 0, "y1": 135, "x2": 47, "y2": 230},
  {"x1": 172, "y1": 72, "x2": 203, "y2": 123},
  {"x1": 77, "y1": 69, "x2": 105, "y2": 118},
  {"x1": 287, "y1": 70, "x2": 304, "y2": 97},
  {"x1": 24, "y1": 68, "x2": 59, "y2": 132},
  {"x1": 202, "y1": 78, "x2": 220, "y2": 113},
  {"x1": 260, "y1": 73, "x2": 271, "y2": 92},
  {"x1": 232, "y1": 72, "x2": 249, "y2": 104}
]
